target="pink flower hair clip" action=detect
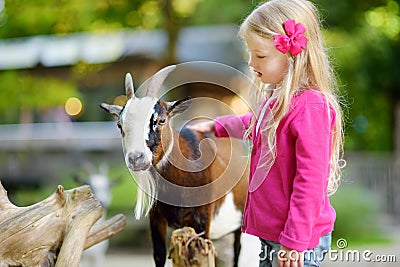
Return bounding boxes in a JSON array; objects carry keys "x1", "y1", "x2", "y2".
[{"x1": 273, "y1": 19, "x2": 308, "y2": 56}]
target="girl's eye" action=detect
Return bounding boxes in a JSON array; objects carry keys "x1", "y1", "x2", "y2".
[{"x1": 256, "y1": 54, "x2": 266, "y2": 59}]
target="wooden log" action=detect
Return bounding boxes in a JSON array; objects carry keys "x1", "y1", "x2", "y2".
[
  {"x1": 0, "y1": 181, "x2": 126, "y2": 267},
  {"x1": 84, "y1": 214, "x2": 126, "y2": 250},
  {"x1": 168, "y1": 227, "x2": 216, "y2": 267}
]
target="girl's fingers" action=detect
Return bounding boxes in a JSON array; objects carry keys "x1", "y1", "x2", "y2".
[{"x1": 186, "y1": 121, "x2": 215, "y2": 134}]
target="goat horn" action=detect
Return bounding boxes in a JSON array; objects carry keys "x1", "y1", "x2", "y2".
[
  {"x1": 141, "y1": 65, "x2": 176, "y2": 98},
  {"x1": 125, "y1": 73, "x2": 134, "y2": 99}
]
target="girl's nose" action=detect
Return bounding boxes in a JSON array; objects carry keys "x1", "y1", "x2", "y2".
[{"x1": 248, "y1": 54, "x2": 256, "y2": 68}]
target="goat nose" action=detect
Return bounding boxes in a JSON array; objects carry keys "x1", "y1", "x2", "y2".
[
  {"x1": 128, "y1": 152, "x2": 144, "y2": 164},
  {"x1": 128, "y1": 152, "x2": 149, "y2": 171}
]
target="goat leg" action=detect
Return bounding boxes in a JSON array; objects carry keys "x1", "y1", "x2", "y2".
[{"x1": 150, "y1": 209, "x2": 168, "y2": 267}]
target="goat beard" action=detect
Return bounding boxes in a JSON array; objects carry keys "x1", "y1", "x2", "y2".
[{"x1": 130, "y1": 168, "x2": 158, "y2": 220}]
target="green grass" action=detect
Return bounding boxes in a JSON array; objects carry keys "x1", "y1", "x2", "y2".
[
  {"x1": 330, "y1": 185, "x2": 392, "y2": 247},
  {"x1": 108, "y1": 166, "x2": 138, "y2": 211}
]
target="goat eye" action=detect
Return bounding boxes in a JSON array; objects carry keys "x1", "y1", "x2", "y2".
[
  {"x1": 158, "y1": 119, "x2": 166, "y2": 125},
  {"x1": 117, "y1": 122, "x2": 125, "y2": 136}
]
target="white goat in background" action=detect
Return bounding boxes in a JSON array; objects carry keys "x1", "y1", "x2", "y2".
[{"x1": 77, "y1": 163, "x2": 112, "y2": 267}]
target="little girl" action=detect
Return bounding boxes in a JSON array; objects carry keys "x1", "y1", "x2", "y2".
[{"x1": 188, "y1": 0, "x2": 344, "y2": 266}]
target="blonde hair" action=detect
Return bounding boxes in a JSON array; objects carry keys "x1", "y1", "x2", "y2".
[{"x1": 240, "y1": 0, "x2": 344, "y2": 195}]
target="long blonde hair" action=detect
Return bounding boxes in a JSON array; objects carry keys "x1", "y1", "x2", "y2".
[{"x1": 240, "y1": 0, "x2": 344, "y2": 195}]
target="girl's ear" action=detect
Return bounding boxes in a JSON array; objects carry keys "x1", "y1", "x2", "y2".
[
  {"x1": 166, "y1": 97, "x2": 192, "y2": 117},
  {"x1": 100, "y1": 103, "x2": 123, "y2": 117}
]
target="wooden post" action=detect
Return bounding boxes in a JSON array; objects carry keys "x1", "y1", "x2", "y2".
[
  {"x1": 0, "y1": 182, "x2": 126, "y2": 267},
  {"x1": 168, "y1": 227, "x2": 216, "y2": 267}
]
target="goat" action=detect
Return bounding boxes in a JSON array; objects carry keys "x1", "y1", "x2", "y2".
[{"x1": 100, "y1": 65, "x2": 249, "y2": 267}]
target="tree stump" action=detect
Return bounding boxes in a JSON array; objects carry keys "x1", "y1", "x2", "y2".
[
  {"x1": 168, "y1": 227, "x2": 216, "y2": 267},
  {"x1": 0, "y1": 181, "x2": 126, "y2": 267}
]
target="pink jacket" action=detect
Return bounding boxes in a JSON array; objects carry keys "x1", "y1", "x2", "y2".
[{"x1": 214, "y1": 90, "x2": 336, "y2": 251}]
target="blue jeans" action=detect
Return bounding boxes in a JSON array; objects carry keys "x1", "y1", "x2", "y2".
[{"x1": 259, "y1": 232, "x2": 332, "y2": 267}]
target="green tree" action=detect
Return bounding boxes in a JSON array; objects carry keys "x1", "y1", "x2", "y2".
[
  {"x1": 0, "y1": 0, "x2": 399, "y2": 151},
  {"x1": 0, "y1": 72, "x2": 78, "y2": 123},
  {"x1": 316, "y1": 0, "x2": 400, "y2": 150},
  {"x1": 0, "y1": 0, "x2": 254, "y2": 63}
]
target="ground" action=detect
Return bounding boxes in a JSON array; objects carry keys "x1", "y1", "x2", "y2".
[{"x1": 80, "y1": 232, "x2": 400, "y2": 267}]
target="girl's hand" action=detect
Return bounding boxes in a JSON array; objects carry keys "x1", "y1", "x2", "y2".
[
  {"x1": 277, "y1": 245, "x2": 304, "y2": 267},
  {"x1": 186, "y1": 121, "x2": 215, "y2": 134}
]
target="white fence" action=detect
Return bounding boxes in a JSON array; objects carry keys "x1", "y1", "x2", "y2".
[
  {"x1": 0, "y1": 122, "x2": 123, "y2": 187},
  {"x1": 344, "y1": 152, "x2": 400, "y2": 222}
]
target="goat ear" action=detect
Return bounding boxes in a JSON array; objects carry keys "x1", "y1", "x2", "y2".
[
  {"x1": 166, "y1": 97, "x2": 192, "y2": 117},
  {"x1": 100, "y1": 103, "x2": 123, "y2": 117},
  {"x1": 125, "y1": 73, "x2": 135, "y2": 99}
]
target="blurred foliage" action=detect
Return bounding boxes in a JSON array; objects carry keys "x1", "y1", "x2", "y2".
[
  {"x1": 320, "y1": 0, "x2": 400, "y2": 151},
  {"x1": 109, "y1": 168, "x2": 137, "y2": 211},
  {"x1": 10, "y1": 163, "x2": 136, "y2": 211},
  {"x1": 0, "y1": 72, "x2": 78, "y2": 123},
  {"x1": 0, "y1": 0, "x2": 254, "y2": 37},
  {"x1": 331, "y1": 185, "x2": 391, "y2": 245},
  {"x1": 0, "y1": 0, "x2": 399, "y2": 151}
]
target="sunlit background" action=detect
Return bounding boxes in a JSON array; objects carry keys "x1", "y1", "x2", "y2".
[{"x1": 0, "y1": 0, "x2": 399, "y2": 266}]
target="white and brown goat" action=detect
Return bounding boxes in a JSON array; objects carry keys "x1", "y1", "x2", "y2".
[{"x1": 101, "y1": 65, "x2": 249, "y2": 267}]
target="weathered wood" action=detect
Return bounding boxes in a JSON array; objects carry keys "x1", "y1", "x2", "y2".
[
  {"x1": 168, "y1": 227, "x2": 216, "y2": 267},
  {"x1": 0, "y1": 181, "x2": 126, "y2": 267},
  {"x1": 84, "y1": 214, "x2": 126, "y2": 250}
]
